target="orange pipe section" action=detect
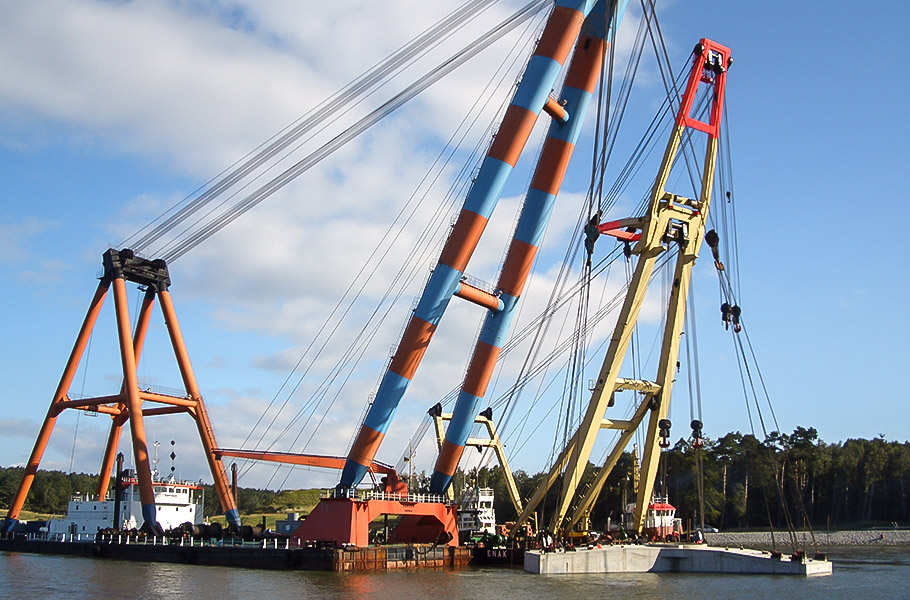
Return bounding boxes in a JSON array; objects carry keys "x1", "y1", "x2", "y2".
[
  {"x1": 535, "y1": 5, "x2": 584, "y2": 64},
  {"x1": 158, "y1": 289, "x2": 237, "y2": 517},
  {"x1": 55, "y1": 396, "x2": 124, "y2": 410},
  {"x1": 216, "y1": 449, "x2": 396, "y2": 475},
  {"x1": 488, "y1": 106, "x2": 538, "y2": 167},
  {"x1": 455, "y1": 282, "x2": 502, "y2": 312},
  {"x1": 498, "y1": 239, "x2": 539, "y2": 297},
  {"x1": 565, "y1": 37, "x2": 605, "y2": 93},
  {"x1": 52, "y1": 281, "x2": 111, "y2": 404},
  {"x1": 75, "y1": 404, "x2": 121, "y2": 416},
  {"x1": 98, "y1": 288, "x2": 154, "y2": 499},
  {"x1": 543, "y1": 96, "x2": 568, "y2": 122},
  {"x1": 112, "y1": 277, "x2": 156, "y2": 510},
  {"x1": 530, "y1": 138, "x2": 574, "y2": 196},
  {"x1": 142, "y1": 406, "x2": 190, "y2": 417},
  {"x1": 96, "y1": 412, "x2": 129, "y2": 498},
  {"x1": 439, "y1": 209, "x2": 488, "y2": 272},
  {"x1": 131, "y1": 288, "x2": 156, "y2": 362},
  {"x1": 348, "y1": 427, "x2": 386, "y2": 469},
  {"x1": 463, "y1": 341, "x2": 501, "y2": 398},
  {"x1": 388, "y1": 317, "x2": 437, "y2": 380},
  {"x1": 7, "y1": 280, "x2": 110, "y2": 520},
  {"x1": 436, "y1": 439, "x2": 464, "y2": 478},
  {"x1": 138, "y1": 391, "x2": 198, "y2": 407},
  {"x1": 58, "y1": 390, "x2": 198, "y2": 409}
]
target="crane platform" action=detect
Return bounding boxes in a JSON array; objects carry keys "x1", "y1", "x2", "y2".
[{"x1": 525, "y1": 544, "x2": 832, "y2": 576}]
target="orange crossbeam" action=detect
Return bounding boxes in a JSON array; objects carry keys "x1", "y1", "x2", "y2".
[
  {"x1": 597, "y1": 219, "x2": 641, "y2": 241},
  {"x1": 454, "y1": 281, "x2": 502, "y2": 312},
  {"x1": 215, "y1": 449, "x2": 396, "y2": 475}
]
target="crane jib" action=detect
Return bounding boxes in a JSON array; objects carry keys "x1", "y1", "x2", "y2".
[{"x1": 339, "y1": 0, "x2": 630, "y2": 492}]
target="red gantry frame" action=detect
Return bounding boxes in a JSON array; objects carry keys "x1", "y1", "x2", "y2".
[{"x1": 2, "y1": 249, "x2": 240, "y2": 533}]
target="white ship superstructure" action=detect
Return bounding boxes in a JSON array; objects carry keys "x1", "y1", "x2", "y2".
[
  {"x1": 48, "y1": 475, "x2": 203, "y2": 536},
  {"x1": 457, "y1": 487, "x2": 496, "y2": 535}
]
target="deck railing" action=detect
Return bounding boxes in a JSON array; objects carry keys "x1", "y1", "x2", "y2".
[{"x1": 22, "y1": 531, "x2": 291, "y2": 549}]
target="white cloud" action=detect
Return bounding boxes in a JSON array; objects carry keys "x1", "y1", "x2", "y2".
[
  {"x1": 0, "y1": 218, "x2": 58, "y2": 263},
  {"x1": 0, "y1": 1, "x2": 695, "y2": 490}
]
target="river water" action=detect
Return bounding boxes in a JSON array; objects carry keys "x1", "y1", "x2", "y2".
[{"x1": 2, "y1": 547, "x2": 908, "y2": 599}]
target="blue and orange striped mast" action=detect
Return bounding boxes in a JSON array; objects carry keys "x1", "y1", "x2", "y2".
[
  {"x1": 340, "y1": 0, "x2": 626, "y2": 492},
  {"x1": 430, "y1": 0, "x2": 628, "y2": 494}
]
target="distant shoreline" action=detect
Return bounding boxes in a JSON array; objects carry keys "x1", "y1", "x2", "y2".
[{"x1": 708, "y1": 529, "x2": 910, "y2": 547}]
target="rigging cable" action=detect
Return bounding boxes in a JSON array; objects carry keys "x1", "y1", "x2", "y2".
[
  {"x1": 237, "y1": 4, "x2": 551, "y2": 481},
  {"x1": 153, "y1": 1, "x2": 552, "y2": 263},
  {"x1": 709, "y1": 121, "x2": 803, "y2": 550},
  {"x1": 122, "y1": 0, "x2": 510, "y2": 255}
]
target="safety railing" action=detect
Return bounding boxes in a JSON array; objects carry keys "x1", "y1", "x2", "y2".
[{"x1": 22, "y1": 531, "x2": 291, "y2": 549}]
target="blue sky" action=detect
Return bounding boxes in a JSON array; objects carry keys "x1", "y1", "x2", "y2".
[{"x1": 1, "y1": 0, "x2": 908, "y2": 492}]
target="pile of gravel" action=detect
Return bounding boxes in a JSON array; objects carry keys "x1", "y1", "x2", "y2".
[{"x1": 708, "y1": 529, "x2": 910, "y2": 547}]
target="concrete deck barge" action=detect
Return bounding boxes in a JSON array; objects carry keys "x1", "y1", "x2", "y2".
[{"x1": 525, "y1": 544, "x2": 832, "y2": 576}]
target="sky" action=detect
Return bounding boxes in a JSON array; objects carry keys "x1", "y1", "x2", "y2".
[{"x1": 1, "y1": 0, "x2": 909, "y2": 494}]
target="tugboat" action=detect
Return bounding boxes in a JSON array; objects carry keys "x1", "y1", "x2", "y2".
[
  {"x1": 458, "y1": 487, "x2": 533, "y2": 567},
  {"x1": 457, "y1": 487, "x2": 497, "y2": 538},
  {"x1": 618, "y1": 497, "x2": 682, "y2": 542}
]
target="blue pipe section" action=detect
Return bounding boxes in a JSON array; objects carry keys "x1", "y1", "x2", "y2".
[
  {"x1": 2, "y1": 518, "x2": 17, "y2": 534},
  {"x1": 431, "y1": 0, "x2": 627, "y2": 495},
  {"x1": 340, "y1": 460, "x2": 370, "y2": 491},
  {"x1": 513, "y1": 57, "x2": 564, "y2": 112},
  {"x1": 141, "y1": 503, "x2": 158, "y2": 528},
  {"x1": 225, "y1": 508, "x2": 241, "y2": 529},
  {"x1": 415, "y1": 264, "x2": 462, "y2": 323},
  {"x1": 514, "y1": 190, "x2": 558, "y2": 249},
  {"x1": 430, "y1": 470, "x2": 455, "y2": 494},
  {"x1": 479, "y1": 294, "x2": 520, "y2": 349},
  {"x1": 364, "y1": 372, "x2": 411, "y2": 433},
  {"x1": 557, "y1": 0, "x2": 599, "y2": 10},
  {"x1": 339, "y1": 0, "x2": 599, "y2": 491},
  {"x1": 464, "y1": 159, "x2": 511, "y2": 217}
]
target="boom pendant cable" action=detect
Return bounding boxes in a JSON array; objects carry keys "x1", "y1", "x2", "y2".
[
  {"x1": 121, "y1": 0, "x2": 550, "y2": 263},
  {"x1": 122, "y1": 0, "x2": 502, "y2": 253},
  {"x1": 239, "y1": 5, "x2": 551, "y2": 476}
]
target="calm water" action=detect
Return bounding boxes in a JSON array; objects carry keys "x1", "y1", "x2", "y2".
[{"x1": 2, "y1": 547, "x2": 909, "y2": 599}]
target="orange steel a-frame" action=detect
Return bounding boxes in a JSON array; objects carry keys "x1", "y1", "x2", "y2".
[{"x1": 2, "y1": 248, "x2": 240, "y2": 533}]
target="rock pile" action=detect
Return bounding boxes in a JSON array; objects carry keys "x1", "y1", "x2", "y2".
[{"x1": 708, "y1": 529, "x2": 910, "y2": 547}]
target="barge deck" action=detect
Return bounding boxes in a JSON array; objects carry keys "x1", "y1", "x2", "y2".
[{"x1": 0, "y1": 535, "x2": 471, "y2": 571}]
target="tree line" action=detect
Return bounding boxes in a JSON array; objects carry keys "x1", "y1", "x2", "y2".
[
  {"x1": 0, "y1": 467, "x2": 318, "y2": 517},
  {"x1": 430, "y1": 427, "x2": 910, "y2": 531},
  {"x1": 3, "y1": 427, "x2": 909, "y2": 530}
]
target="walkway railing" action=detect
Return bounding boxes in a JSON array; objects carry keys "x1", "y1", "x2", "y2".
[
  {"x1": 323, "y1": 489, "x2": 450, "y2": 504},
  {"x1": 22, "y1": 531, "x2": 291, "y2": 549}
]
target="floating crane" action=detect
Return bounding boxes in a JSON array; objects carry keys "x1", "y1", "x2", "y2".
[
  {"x1": 3, "y1": 1, "x2": 731, "y2": 548},
  {"x1": 510, "y1": 38, "x2": 731, "y2": 537}
]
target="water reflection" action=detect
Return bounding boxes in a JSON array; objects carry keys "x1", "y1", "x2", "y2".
[{"x1": 3, "y1": 549, "x2": 910, "y2": 600}]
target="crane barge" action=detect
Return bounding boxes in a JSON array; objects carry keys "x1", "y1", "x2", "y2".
[{"x1": 0, "y1": 0, "x2": 832, "y2": 576}]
